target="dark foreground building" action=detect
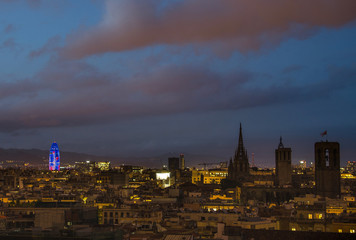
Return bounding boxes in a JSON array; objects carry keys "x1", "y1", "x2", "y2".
[
  {"x1": 220, "y1": 225, "x2": 355, "y2": 240},
  {"x1": 275, "y1": 137, "x2": 292, "y2": 186},
  {"x1": 315, "y1": 141, "x2": 340, "y2": 198}
]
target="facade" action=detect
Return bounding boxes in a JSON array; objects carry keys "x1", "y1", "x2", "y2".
[
  {"x1": 228, "y1": 123, "x2": 250, "y2": 182},
  {"x1": 95, "y1": 161, "x2": 111, "y2": 171},
  {"x1": 49, "y1": 142, "x2": 60, "y2": 171},
  {"x1": 191, "y1": 169, "x2": 228, "y2": 184},
  {"x1": 275, "y1": 137, "x2": 292, "y2": 186},
  {"x1": 96, "y1": 171, "x2": 128, "y2": 186},
  {"x1": 156, "y1": 171, "x2": 171, "y2": 188},
  {"x1": 346, "y1": 161, "x2": 356, "y2": 174},
  {"x1": 5, "y1": 207, "x2": 97, "y2": 230},
  {"x1": 315, "y1": 141, "x2": 340, "y2": 198},
  {"x1": 75, "y1": 161, "x2": 95, "y2": 172},
  {"x1": 102, "y1": 208, "x2": 162, "y2": 225}
]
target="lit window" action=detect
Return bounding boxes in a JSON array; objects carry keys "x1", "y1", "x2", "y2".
[
  {"x1": 316, "y1": 213, "x2": 323, "y2": 219},
  {"x1": 338, "y1": 229, "x2": 342, "y2": 233},
  {"x1": 291, "y1": 228, "x2": 296, "y2": 231},
  {"x1": 308, "y1": 214, "x2": 313, "y2": 219},
  {"x1": 351, "y1": 229, "x2": 355, "y2": 233}
]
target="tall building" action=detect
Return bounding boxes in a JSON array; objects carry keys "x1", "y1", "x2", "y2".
[
  {"x1": 275, "y1": 137, "x2": 292, "y2": 186},
  {"x1": 228, "y1": 123, "x2": 250, "y2": 181},
  {"x1": 168, "y1": 155, "x2": 185, "y2": 171},
  {"x1": 315, "y1": 141, "x2": 340, "y2": 198},
  {"x1": 168, "y1": 157, "x2": 180, "y2": 171},
  {"x1": 49, "y1": 142, "x2": 60, "y2": 171},
  {"x1": 179, "y1": 153, "x2": 185, "y2": 170}
]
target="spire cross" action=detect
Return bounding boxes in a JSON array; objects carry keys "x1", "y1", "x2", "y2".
[{"x1": 278, "y1": 136, "x2": 284, "y2": 148}]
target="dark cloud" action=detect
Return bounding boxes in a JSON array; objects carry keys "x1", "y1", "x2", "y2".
[
  {"x1": 0, "y1": 79, "x2": 38, "y2": 100},
  {"x1": 313, "y1": 64, "x2": 356, "y2": 96},
  {"x1": 62, "y1": 0, "x2": 356, "y2": 59},
  {"x1": 1, "y1": 55, "x2": 355, "y2": 132}
]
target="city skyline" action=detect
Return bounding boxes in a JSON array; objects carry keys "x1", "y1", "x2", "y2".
[{"x1": 0, "y1": 1, "x2": 355, "y2": 167}]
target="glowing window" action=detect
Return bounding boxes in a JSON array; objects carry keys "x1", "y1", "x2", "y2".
[
  {"x1": 291, "y1": 228, "x2": 296, "y2": 231},
  {"x1": 308, "y1": 214, "x2": 313, "y2": 219},
  {"x1": 351, "y1": 229, "x2": 355, "y2": 233},
  {"x1": 325, "y1": 149, "x2": 329, "y2": 167},
  {"x1": 338, "y1": 229, "x2": 342, "y2": 233}
]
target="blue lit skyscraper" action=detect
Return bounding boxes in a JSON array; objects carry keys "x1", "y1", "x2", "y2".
[{"x1": 49, "y1": 142, "x2": 60, "y2": 171}]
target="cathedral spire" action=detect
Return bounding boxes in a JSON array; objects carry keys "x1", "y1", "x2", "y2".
[
  {"x1": 230, "y1": 123, "x2": 250, "y2": 180},
  {"x1": 234, "y1": 123, "x2": 248, "y2": 161},
  {"x1": 238, "y1": 122, "x2": 244, "y2": 150}
]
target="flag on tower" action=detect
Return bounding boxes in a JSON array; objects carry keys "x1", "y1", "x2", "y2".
[{"x1": 321, "y1": 130, "x2": 327, "y2": 137}]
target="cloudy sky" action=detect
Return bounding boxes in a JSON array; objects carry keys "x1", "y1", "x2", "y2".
[{"x1": 0, "y1": 0, "x2": 355, "y2": 167}]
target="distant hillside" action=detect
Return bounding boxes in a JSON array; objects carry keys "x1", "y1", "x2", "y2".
[
  {"x1": 0, "y1": 148, "x2": 119, "y2": 165},
  {"x1": 0, "y1": 148, "x2": 226, "y2": 168}
]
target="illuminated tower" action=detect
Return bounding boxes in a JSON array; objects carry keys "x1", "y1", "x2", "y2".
[{"x1": 49, "y1": 142, "x2": 60, "y2": 171}]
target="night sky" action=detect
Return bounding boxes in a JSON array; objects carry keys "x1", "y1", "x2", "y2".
[{"x1": 0, "y1": 0, "x2": 356, "y2": 167}]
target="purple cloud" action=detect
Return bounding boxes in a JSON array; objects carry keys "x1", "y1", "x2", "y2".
[
  {"x1": 62, "y1": 0, "x2": 356, "y2": 59},
  {"x1": 0, "y1": 55, "x2": 354, "y2": 132}
]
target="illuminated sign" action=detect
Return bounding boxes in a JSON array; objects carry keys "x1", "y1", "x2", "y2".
[{"x1": 156, "y1": 172, "x2": 170, "y2": 180}]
